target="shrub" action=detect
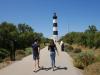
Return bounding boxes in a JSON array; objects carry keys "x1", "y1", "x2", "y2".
[
  {"x1": 15, "y1": 48, "x2": 32, "y2": 60},
  {"x1": 0, "y1": 48, "x2": 9, "y2": 63},
  {"x1": 94, "y1": 39, "x2": 100, "y2": 49},
  {"x1": 73, "y1": 48, "x2": 81, "y2": 53},
  {"x1": 84, "y1": 62, "x2": 100, "y2": 75},
  {"x1": 74, "y1": 50, "x2": 95, "y2": 69},
  {"x1": 95, "y1": 54, "x2": 100, "y2": 62},
  {"x1": 15, "y1": 50, "x2": 25, "y2": 60},
  {"x1": 0, "y1": 57, "x2": 3, "y2": 63},
  {"x1": 65, "y1": 45, "x2": 73, "y2": 52},
  {"x1": 16, "y1": 50, "x2": 25, "y2": 55},
  {"x1": 0, "y1": 48, "x2": 9, "y2": 59},
  {"x1": 25, "y1": 47, "x2": 32, "y2": 56}
]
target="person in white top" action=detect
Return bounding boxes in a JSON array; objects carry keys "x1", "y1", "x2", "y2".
[
  {"x1": 60, "y1": 41, "x2": 64, "y2": 51},
  {"x1": 60, "y1": 41, "x2": 63, "y2": 46}
]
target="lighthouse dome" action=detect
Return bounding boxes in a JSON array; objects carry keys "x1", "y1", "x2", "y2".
[{"x1": 53, "y1": 13, "x2": 57, "y2": 19}]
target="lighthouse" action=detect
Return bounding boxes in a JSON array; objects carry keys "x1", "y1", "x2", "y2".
[{"x1": 53, "y1": 13, "x2": 58, "y2": 42}]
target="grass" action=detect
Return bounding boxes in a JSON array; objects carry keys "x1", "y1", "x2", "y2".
[
  {"x1": 65, "y1": 44, "x2": 100, "y2": 70},
  {"x1": 84, "y1": 62, "x2": 100, "y2": 75}
]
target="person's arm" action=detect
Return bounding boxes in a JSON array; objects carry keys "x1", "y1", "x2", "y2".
[
  {"x1": 48, "y1": 45, "x2": 50, "y2": 50},
  {"x1": 32, "y1": 44, "x2": 34, "y2": 51},
  {"x1": 55, "y1": 45, "x2": 59, "y2": 56},
  {"x1": 38, "y1": 45, "x2": 40, "y2": 54}
]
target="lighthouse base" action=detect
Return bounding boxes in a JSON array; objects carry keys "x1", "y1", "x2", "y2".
[{"x1": 53, "y1": 35, "x2": 58, "y2": 42}]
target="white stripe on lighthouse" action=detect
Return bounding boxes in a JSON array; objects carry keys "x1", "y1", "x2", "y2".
[
  {"x1": 53, "y1": 19, "x2": 57, "y2": 23},
  {"x1": 53, "y1": 27, "x2": 58, "y2": 31}
]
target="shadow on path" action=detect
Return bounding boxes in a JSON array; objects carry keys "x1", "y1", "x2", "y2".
[
  {"x1": 34, "y1": 67, "x2": 52, "y2": 73},
  {"x1": 34, "y1": 66, "x2": 67, "y2": 73},
  {"x1": 54, "y1": 66, "x2": 67, "y2": 71}
]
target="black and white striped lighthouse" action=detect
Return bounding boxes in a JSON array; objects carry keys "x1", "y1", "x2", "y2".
[{"x1": 53, "y1": 13, "x2": 58, "y2": 42}]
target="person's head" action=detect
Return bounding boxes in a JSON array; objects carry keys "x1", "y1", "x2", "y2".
[
  {"x1": 50, "y1": 39, "x2": 55, "y2": 45},
  {"x1": 34, "y1": 39, "x2": 38, "y2": 44},
  {"x1": 61, "y1": 41, "x2": 63, "y2": 43}
]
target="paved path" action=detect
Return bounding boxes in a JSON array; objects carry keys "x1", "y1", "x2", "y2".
[{"x1": 0, "y1": 43, "x2": 83, "y2": 75}]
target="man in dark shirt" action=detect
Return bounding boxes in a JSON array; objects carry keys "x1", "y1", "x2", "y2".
[{"x1": 32, "y1": 39, "x2": 40, "y2": 72}]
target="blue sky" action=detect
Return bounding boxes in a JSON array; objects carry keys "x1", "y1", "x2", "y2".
[{"x1": 0, "y1": 0, "x2": 100, "y2": 37}]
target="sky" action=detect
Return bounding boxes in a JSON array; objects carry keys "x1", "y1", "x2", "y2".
[{"x1": 0, "y1": 0, "x2": 100, "y2": 38}]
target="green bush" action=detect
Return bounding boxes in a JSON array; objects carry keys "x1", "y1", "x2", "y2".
[
  {"x1": 0, "y1": 48, "x2": 9, "y2": 63},
  {"x1": 74, "y1": 50, "x2": 95, "y2": 69},
  {"x1": 25, "y1": 47, "x2": 32, "y2": 56},
  {"x1": 0, "y1": 48, "x2": 9, "y2": 59},
  {"x1": 73, "y1": 48, "x2": 81, "y2": 53},
  {"x1": 94, "y1": 39, "x2": 100, "y2": 49}
]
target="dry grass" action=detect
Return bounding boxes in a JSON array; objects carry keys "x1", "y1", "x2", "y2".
[
  {"x1": 94, "y1": 49, "x2": 100, "y2": 56},
  {"x1": 0, "y1": 57, "x2": 13, "y2": 69},
  {"x1": 68, "y1": 44, "x2": 100, "y2": 69},
  {"x1": 71, "y1": 44, "x2": 100, "y2": 59},
  {"x1": 72, "y1": 44, "x2": 90, "y2": 51},
  {"x1": 84, "y1": 62, "x2": 100, "y2": 75}
]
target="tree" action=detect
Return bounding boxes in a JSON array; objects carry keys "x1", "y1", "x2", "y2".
[
  {"x1": 85, "y1": 25, "x2": 97, "y2": 33},
  {"x1": 85, "y1": 25, "x2": 97, "y2": 48},
  {"x1": 0, "y1": 21, "x2": 49, "y2": 61},
  {"x1": 0, "y1": 22, "x2": 17, "y2": 48},
  {"x1": 18, "y1": 24, "x2": 33, "y2": 33},
  {"x1": 94, "y1": 32, "x2": 100, "y2": 48},
  {"x1": 79, "y1": 33, "x2": 87, "y2": 47},
  {"x1": 60, "y1": 25, "x2": 100, "y2": 48},
  {"x1": 0, "y1": 22, "x2": 17, "y2": 61}
]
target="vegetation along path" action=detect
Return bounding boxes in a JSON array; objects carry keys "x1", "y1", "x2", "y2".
[{"x1": 0, "y1": 43, "x2": 83, "y2": 75}]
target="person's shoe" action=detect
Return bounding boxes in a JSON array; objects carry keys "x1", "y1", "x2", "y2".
[
  {"x1": 53, "y1": 68, "x2": 55, "y2": 71},
  {"x1": 33, "y1": 68, "x2": 36, "y2": 72},
  {"x1": 38, "y1": 66, "x2": 41, "y2": 68}
]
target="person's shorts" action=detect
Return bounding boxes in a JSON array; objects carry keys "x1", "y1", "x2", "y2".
[{"x1": 33, "y1": 52, "x2": 39, "y2": 60}]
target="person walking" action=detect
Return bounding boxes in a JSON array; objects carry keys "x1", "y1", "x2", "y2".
[
  {"x1": 61, "y1": 43, "x2": 64, "y2": 51},
  {"x1": 60, "y1": 41, "x2": 65, "y2": 51},
  {"x1": 48, "y1": 39, "x2": 58, "y2": 71},
  {"x1": 32, "y1": 39, "x2": 40, "y2": 72}
]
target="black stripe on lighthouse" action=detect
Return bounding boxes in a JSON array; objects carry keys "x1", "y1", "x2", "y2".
[
  {"x1": 53, "y1": 15, "x2": 57, "y2": 19},
  {"x1": 53, "y1": 23, "x2": 57, "y2": 27},
  {"x1": 53, "y1": 31, "x2": 58, "y2": 35}
]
